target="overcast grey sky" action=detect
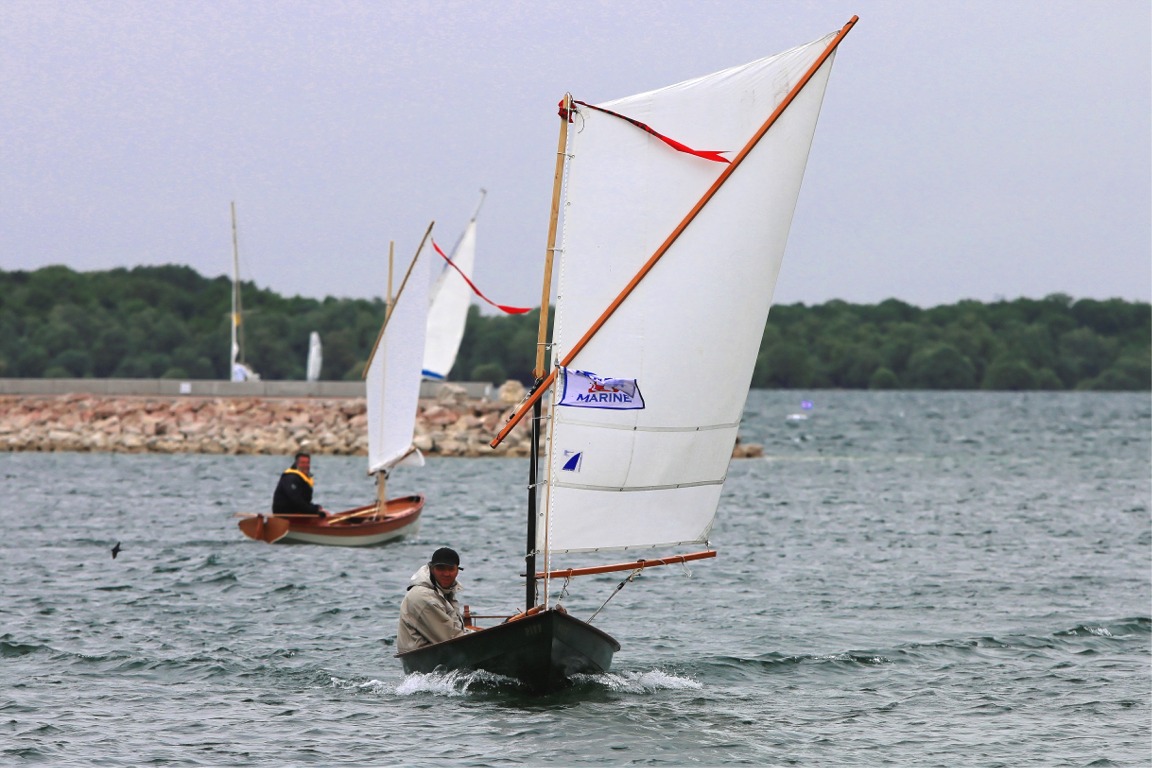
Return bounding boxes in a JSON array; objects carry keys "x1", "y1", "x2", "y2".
[{"x1": 2, "y1": 1, "x2": 1149, "y2": 312}]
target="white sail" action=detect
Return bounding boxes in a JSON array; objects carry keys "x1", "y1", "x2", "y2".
[
  {"x1": 306, "y1": 331, "x2": 322, "y2": 382},
  {"x1": 543, "y1": 33, "x2": 843, "y2": 554},
  {"x1": 366, "y1": 251, "x2": 430, "y2": 475},
  {"x1": 422, "y1": 205, "x2": 481, "y2": 380}
]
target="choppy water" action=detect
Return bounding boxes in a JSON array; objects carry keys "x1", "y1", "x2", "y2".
[{"x1": 2, "y1": 391, "x2": 1149, "y2": 766}]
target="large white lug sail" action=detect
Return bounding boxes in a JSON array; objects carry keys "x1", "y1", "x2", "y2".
[
  {"x1": 367, "y1": 252, "x2": 430, "y2": 475},
  {"x1": 544, "y1": 34, "x2": 841, "y2": 554}
]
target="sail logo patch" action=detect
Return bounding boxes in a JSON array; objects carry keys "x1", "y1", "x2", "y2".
[
  {"x1": 560, "y1": 451, "x2": 583, "y2": 472},
  {"x1": 557, "y1": 367, "x2": 645, "y2": 410}
]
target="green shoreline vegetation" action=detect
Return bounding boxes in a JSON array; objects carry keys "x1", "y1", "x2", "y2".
[{"x1": 1, "y1": 264, "x2": 1147, "y2": 391}]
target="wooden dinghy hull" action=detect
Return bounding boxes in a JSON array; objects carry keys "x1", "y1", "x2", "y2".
[
  {"x1": 239, "y1": 494, "x2": 423, "y2": 547},
  {"x1": 396, "y1": 608, "x2": 620, "y2": 693}
]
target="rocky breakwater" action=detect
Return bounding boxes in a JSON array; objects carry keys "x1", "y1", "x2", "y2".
[{"x1": 0, "y1": 380, "x2": 764, "y2": 458}]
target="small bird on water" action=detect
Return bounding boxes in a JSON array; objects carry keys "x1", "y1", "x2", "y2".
[{"x1": 111, "y1": 542, "x2": 122, "y2": 559}]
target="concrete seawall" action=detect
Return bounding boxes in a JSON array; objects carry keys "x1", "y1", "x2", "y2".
[
  {"x1": 0, "y1": 380, "x2": 529, "y2": 457},
  {"x1": 0, "y1": 378, "x2": 763, "y2": 458}
]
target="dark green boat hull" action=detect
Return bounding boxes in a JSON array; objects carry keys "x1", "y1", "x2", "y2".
[{"x1": 397, "y1": 609, "x2": 620, "y2": 693}]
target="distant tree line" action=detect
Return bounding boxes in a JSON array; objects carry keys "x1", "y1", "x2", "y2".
[{"x1": 0, "y1": 265, "x2": 1147, "y2": 390}]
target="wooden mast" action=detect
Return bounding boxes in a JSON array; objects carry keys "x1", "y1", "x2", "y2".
[
  {"x1": 526, "y1": 94, "x2": 572, "y2": 612},
  {"x1": 386, "y1": 240, "x2": 395, "y2": 319},
  {"x1": 534, "y1": 94, "x2": 571, "y2": 380},
  {"x1": 230, "y1": 201, "x2": 244, "y2": 374},
  {"x1": 491, "y1": 17, "x2": 858, "y2": 448},
  {"x1": 377, "y1": 240, "x2": 395, "y2": 510}
]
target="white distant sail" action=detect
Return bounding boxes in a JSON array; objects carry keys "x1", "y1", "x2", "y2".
[
  {"x1": 541, "y1": 33, "x2": 843, "y2": 554},
  {"x1": 366, "y1": 248, "x2": 430, "y2": 476},
  {"x1": 422, "y1": 193, "x2": 484, "y2": 380},
  {"x1": 306, "y1": 331, "x2": 322, "y2": 382},
  {"x1": 229, "y1": 201, "x2": 259, "y2": 382}
]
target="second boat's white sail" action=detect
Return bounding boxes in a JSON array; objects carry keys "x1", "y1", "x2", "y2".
[
  {"x1": 543, "y1": 32, "x2": 844, "y2": 554},
  {"x1": 366, "y1": 251, "x2": 430, "y2": 475}
]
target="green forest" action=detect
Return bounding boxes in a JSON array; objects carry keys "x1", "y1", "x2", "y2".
[{"x1": 0, "y1": 264, "x2": 1148, "y2": 390}]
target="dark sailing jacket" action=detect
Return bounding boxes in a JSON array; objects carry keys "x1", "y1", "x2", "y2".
[{"x1": 271, "y1": 468, "x2": 322, "y2": 515}]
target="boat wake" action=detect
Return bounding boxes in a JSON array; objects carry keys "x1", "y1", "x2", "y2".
[
  {"x1": 392, "y1": 669, "x2": 519, "y2": 696},
  {"x1": 334, "y1": 668, "x2": 702, "y2": 697},
  {"x1": 327, "y1": 671, "x2": 500, "y2": 697},
  {"x1": 578, "y1": 668, "x2": 702, "y2": 693}
]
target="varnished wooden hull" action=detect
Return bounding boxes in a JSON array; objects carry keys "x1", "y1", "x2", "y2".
[
  {"x1": 396, "y1": 608, "x2": 620, "y2": 693},
  {"x1": 239, "y1": 495, "x2": 423, "y2": 547}
]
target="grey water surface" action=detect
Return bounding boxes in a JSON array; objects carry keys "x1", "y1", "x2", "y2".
[{"x1": 2, "y1": 391, "x2": 1149, "y2": 766}]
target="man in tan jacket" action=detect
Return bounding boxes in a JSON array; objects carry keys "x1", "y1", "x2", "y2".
[{"x1": 396, "y1": 547, "x2": 468, "y2": 653}]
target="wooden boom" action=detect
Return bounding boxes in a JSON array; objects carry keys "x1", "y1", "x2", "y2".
[{"x1": 530, "y1": 549, "x2": 716, "y2": 579}]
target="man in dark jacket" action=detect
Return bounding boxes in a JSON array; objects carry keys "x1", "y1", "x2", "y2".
[{"x1": 271, "y1": 452, "x2": 327, "y2": 516}]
